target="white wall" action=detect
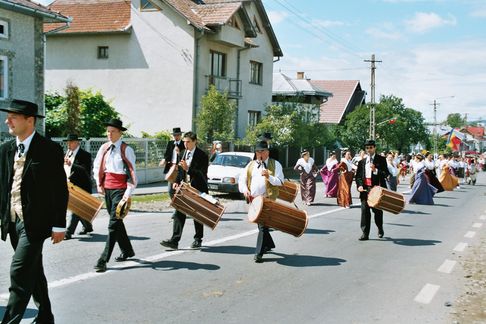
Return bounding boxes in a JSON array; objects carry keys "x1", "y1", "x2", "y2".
[{"x1": 45, "y1": 0, "x2": 195, "y2": 136}]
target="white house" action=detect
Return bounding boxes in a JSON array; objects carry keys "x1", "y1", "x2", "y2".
[{"x1": 44, "y1": 0, "x2": 282, "y2": 138}]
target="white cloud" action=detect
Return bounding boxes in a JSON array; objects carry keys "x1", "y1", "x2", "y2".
[
  {"x1": 470, "y1": 8, "x2": 486, "y2": 18},
  {"x1": 267, "y1": 11, "x2": 289, "y2": 25},
  {"x1": 311, "y1": 19, "x2": 346, "y2": 28},
  {"x1": 404, "y1": 12, "x2": 457, "y2": 33},
  {"x1": 366, "y1": 23, "x2": 402, "y2": 40}
]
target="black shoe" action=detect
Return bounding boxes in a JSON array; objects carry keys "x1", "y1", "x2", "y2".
[
  {"x1": 263, "y1": 246, "x2": 273, "y2": 254},
  {"x1": 191, "y1": 240, "x2": 202, "y2": 249},
  {"x1": 94, "y1": 261, "x2": 107, "y2": 273},
  {"x1": 254, "y1": 255, "x2": 263, "y2": 263},
  {"x1": 115, "y1": 252, "x2": 135, "y2": 262},
  {"x1": 378, "y1": 230, "x2": 384, "y2": 238},
  {"x1": 160, "y1": 240, "x2": 178, "y2": 250},
  {"x1": 78, "y1": 229, "x2": 93, "y2": 235},
  {"x1": 359, "y1": 234, "x2": 369, "y2": 241},
  {"x1": 64, "y1": 233, "x2": 72, "y2": 240}
]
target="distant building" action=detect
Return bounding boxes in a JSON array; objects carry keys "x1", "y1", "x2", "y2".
[
  {"x1": 272, "y1": 71, "x2": 332, "y2": 123},
  {"x1": 44, "y1": 0, "x2": 282, "y2": 138},
  {"x1": 0, "y1": 0, "x2": 70, "y2": 137},
  {"x1": 310, "y1": 80, "x2": 366, "y2": 125}
]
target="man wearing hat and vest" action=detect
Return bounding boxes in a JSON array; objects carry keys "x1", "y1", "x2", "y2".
[
  {"x1": 239, "y1": 140, "x2": 284, "y2": 263},
  {"x1": 159, "y1": 127, "x2": 185, "y2": 199},
  {"x1": 355, "y1": 139, "x2": 389, "y2": 241},
  {"x1": 63, "y1": 134, "x2": 93, "y2": 240},
  {"x1": 92, "y1": 118, "x2": 137, "y2": 272},
  {"x1": 0, "y1": 99, "x2": 68, "y2": 324},
  {"x1": 259, "y1": 132, "x2": 279, "y2": 161}
]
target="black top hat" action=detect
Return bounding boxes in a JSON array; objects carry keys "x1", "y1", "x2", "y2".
[
  {"x1": 301, "y1": 149, "x2": 309, "y2": 156},
  {"x1": 172, "y1": 127, "x2": 182, "y2": 135},
  {"x1": 63, "y1": 134, "x2": 81, "y2": 141},
  {"x1": 104, "y1": 118, "x2": 127, "y2": 131},
  {"x1": 255, "y1": 140, "x2": 269, "y2": 151},
  {"x1": 0, "y1": 99, "x2": 44, "y2": 118},
  {"x1": 330, "y1": 150, "x2": 336, "y2": 155},
  {"x1": 258, "y1": 132, "x2": 273, "y2": 140},
  {"x1": 364, "y1": 139, "x2": 376, "y2": 147}
]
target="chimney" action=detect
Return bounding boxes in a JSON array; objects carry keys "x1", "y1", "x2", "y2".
[{"x1": 296, "y1": 71, "x2": 305, "y2": 79}]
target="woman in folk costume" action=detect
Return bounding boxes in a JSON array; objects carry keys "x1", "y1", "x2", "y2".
[
  {"x1": 408, "y1": 154, "x2": 437, "y2": 205},
  {"x1": 385, "y1": 152, "x2": 399, "y2": 191},
  {"x1": 337, "y1": 150, "x2": 355, "y2": 208},
  {"x1": 439, "y1": 155, "x2": 459, "y2": 191},
  {"x1": 320, "y1": 151, "x2": 339, "y2": 197},
  {"x1": 423, "y1": 152, "x2": 444, "y2": 193},
  {"x1": 466, "y1": 158, "x2": 477, "y2": 185},
  {"x1": 294, "y1": 149, "x2": 318, "y2": 205}
]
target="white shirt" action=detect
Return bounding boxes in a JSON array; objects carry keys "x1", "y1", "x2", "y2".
[
  {"x1": 412, "y1": 160, "x2": 425, "y2": 173},
  {"x1": 365, "y1": 154, "x2": 378, "y2": 178},
  {"x1": 15, "y1": 131, "x2": 35, "y2": 161},
  {"x1": 343, "y1": 159, "x2": 355, "y2": 172},
  {"x1": 183, "y1": 147, "x2": 196, "y2": 168},
  {"x1": 171, "y1": 141, "x2": 181, "y2": 164},
  {"x1": 238, "y1": 158, "x2": 284, "y2": 197},
  {"x1": 93, "y1": 138, "x2": 137, "y2": 197},
  {"x1": 326, "y1": 157, "x2": 338, "y2": 170},
  {"x1": 64, "y1": 145, "x2": 80, "y2": 178},
  {"x1": 387, "y1": 161, "x2": 398, "y2": 177},
  {"x1": 424, "y1": 159, "x2": 435, "y2": 170},
  {"x1": 294, "y1": 157, "x2": 314, "y2": 174}
]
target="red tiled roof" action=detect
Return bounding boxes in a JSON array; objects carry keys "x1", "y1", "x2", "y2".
[
  {"x1": 193, "y1": 3, "x2": 241, "y2": 26},
  {"x1": 310, "y1": 80, "x2": 363, "y2": 124},
  {"x1": 465, "y1": 126, "x2": 485, "y2": 139},
  {"x1": 44, "y1": 0, "x2": 131, "y2": 34}
]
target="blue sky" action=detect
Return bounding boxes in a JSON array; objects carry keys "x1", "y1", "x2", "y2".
[
  {"x1": 37, "y1": 0, "x2": 485, "y2": 123},
  {"x1": 264, "y1": 0, "x2": 486, "y2": 124}
]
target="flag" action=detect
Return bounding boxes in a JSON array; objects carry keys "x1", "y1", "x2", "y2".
[
  {"x1": 446, "y1": 128, "x2": 463, "y2": 151},
  {"x1": 388, "y1": 118, "x2": 397, "y2": 124}
]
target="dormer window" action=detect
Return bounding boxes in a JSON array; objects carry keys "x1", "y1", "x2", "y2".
[
  {"x1": 0, "y1": 20, "x2": 9, "y2": 39},
  {"x1": 141, "y1": 0, "x2": 159, "y2": 11},
  {"x1": 253, "y1": 16, "x2": 262, "y2": 33}
]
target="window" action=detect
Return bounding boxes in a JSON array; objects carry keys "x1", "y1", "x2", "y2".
[
  {"x1": 0, "y1": 20, "x2": 8, "y2": 39},
  {"x1": 248, "y1": 110, "x2": 261, "y2": 127},
  {"x1": 249, "y1": 61, "x2": 263, "y2": 85},
  {"x1": 253, "y1": 17, "x2": 262, "y2": 33},
  {"x1": 141, "y1": 0, "x2": 158, "y2": 11},
  {"x1": 0, "y1": 56, "x2": 8, "y2": 99},
  {"x1": 97, "y1": 46, "x2": 109, "y2": 59},
  {"x1": 210, "y1": 51, "x2": 226, "y2": 77}
]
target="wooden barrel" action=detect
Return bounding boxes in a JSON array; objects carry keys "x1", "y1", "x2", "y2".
[
  {"x1": 277, "y1": 180, "x2": 299, "y2": 203},
  {"x1": 367, "y1": 186, "x2": 405, "y2": 214}
]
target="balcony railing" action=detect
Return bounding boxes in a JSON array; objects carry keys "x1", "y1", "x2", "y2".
[{"x1": 206, "y1": 75, "x2": 242, "y2": 98}]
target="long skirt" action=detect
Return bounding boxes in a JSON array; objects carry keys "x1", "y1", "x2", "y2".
[
  {"x1": 424, "y1": 169, "x2": 444, "y2": 193},
  {"x1": 337, "y1": 172, "x2": 353, "y2": 207},
  {"x1": 439, "y1": 167, "x2": 459, "y2": 191},
  {"x1": 300, "y1": 172, "x2": 316, "y2": 204},
  {"x1": 386, "y1": 176, "x2": 398, "y2": 191},
  {"x1": 320, "y1": 166, "x2": 339, "y2": 198},
  {"x1": 409, "y1": 170, "x2": 437, "y2": 205}
]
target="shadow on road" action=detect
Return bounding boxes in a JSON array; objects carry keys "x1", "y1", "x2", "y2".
[
  {"x1": 309, "y1": 203, "x2": 341, "y2": 207},
  {"x1": 264, "y1": 252, "x2": 346, "y2": 267},
  {"x1": 432, "y1": 204, "x2": 451, "y2": 207},
  {"x1": 434, "y1": 196, "x2": 457, "y2": 199},
  {"x1": 0, "y1": 306, "x2": 37, "y2": 320},
  {"x1": 76, "y1": 233, "x2": 150, "y2": 243},
  {"x1": 385, "y1": 238, "x2": 441, "y2": 246},
  {"x1": 304, "y1": 228, "x2": 335, "y2": 235},
  {"x1": 219, "y1": 217, "x2": 244, "y2": 222},
  {"x1": 201, "y1": 245, "x2": 254, "y2": 255},
  {"x1": 384, "y1": 223, "x2": 413, "y2": 227},
  {"x1": 114, "y1": 259, "x2": 220, "y2": 272},
  {"x1": 400, "y1": 209, "x2": 430, "y2": 215}
]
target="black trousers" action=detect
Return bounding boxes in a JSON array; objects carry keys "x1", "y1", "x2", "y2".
[
  {"x1": 255, "y1": 224, "x2": 275, "y2": 257},
  {"x1": 66, "y1": 213, "x2": 92, "y2": 235},
  {"x1": 99, "y1": 189, "x2": 134, "y2": 263},
  {"x1": 2, "y1": 218, "x2": 53, "y2": 324},
  {"x1": 170, "y1": 210, "x2": 203, "y2": 243},
  {"x1": 360, "y1": 195, "x2": 383, "y2": 236}
]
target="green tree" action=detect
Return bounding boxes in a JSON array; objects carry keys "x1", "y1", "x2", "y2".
[
  {"x1": 65, "y1": 82, "x2": 81, "y2": 135},
  {"x1": 196, "y1": 85, "x2": 236, "y2": 143},
  {"x1": 446, "y1": 113, "x2": 465, "y2": 128}
]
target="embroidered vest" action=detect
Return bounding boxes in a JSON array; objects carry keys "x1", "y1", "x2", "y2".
[{"x1": 246, "y1": 159, "x2": 279, "y2": 200}]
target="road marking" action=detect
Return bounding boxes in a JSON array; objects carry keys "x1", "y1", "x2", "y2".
[
  {"x1": 453, "y1": 242, "x2": 468, "y2": 252},
  {"x1": 464, "y1": 231, "x2": 476, "y2": 238},
  {"x1": 414, "y1": 284, "x2": 440, "y2": 304},
  {"x1": 480, "y1": 215, "x2": 486, "y2": 220},
  {"x1": 437, "y1": 259, "x2": 456, "y2": 274},
  {"x1": 1, "y1": 208, "x2": 350, "y2": 299},
  {"x1": 472, "y1": 223, "x2": 483, "y2": 228}
]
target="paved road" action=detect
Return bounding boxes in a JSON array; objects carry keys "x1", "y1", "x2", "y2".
[{"x1": 1, "y1": 173, "x2": 485, "y2": 323}]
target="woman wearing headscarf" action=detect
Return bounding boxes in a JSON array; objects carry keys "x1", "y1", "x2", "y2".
[
  {"x1": 320, "y1": 151, "x2": 339, "y2": 198},
  {"x1": 294, "y1": 149, "x2": 318, "y2": 205},
  {"x1": 337, "y1": 150, "x2": 355, "y2": 208}
]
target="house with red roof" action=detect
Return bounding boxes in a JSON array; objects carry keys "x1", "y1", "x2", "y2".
[
  {"x1": 310, "y1": 80, "x2": 366, "y2": 125},
  {"x1": 44, "y1": 0, "x2": 282, "y2": 137}
]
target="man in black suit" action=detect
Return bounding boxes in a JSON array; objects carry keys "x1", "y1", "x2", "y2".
[
  {"x1": 160, "y1": 131, "x2": 209, "y2": 250},
  {"x1": 63, "y1": 134, "x2": 93, "y2": 240},
  {"x1": 355, "y1": 139, "x2": 390, "y2": 241},
  {"x1": 159, "y1": 127, "x2": 185, "y2": 198},
  {"x1": 0, "y1": 99, "x2": 68, "y2": 324}
]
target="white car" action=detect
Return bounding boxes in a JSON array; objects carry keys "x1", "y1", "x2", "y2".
[{"x1": 207, "y1": 152, "x2": 254, "y2": 194}]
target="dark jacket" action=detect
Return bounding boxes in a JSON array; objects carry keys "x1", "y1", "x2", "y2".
[
  {"x1": 0, "y1": 132, "x2": 69, "y2": 241},
  {"x1": 176, "y1": 147, "x2": 209, "y2": 193},
  {"x1": 68, "y1": 148, "x2": 92, "y2": 193},
  {"x1": 355, "y1": 154, "x2": 389, "y2": 199},
  {"x1": 163, "y1": 140, "x2": 185, "y2": 173}
]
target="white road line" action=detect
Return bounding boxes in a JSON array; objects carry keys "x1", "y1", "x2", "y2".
[
  {"x1": 1, "y1": 208, "x2": 349, "y2": 299},
  {"x1": 453, "y1": 242, "x2": 468, "y2": 252},
  {"x1": 472, "y1": 223, "x2": 483, "y2": 228},
  {"x1": 414, "y1": 284, "x2": 440, "y2": 304},
  {"x1": 480, "y1": 215, "x2": 486, "y2": 220},
  {"x1": 464, "y1": 231, "x2": 476, "y2": 238},
  {"x1": 437, "y1": 259, "x2": 457, "y2": 274}
]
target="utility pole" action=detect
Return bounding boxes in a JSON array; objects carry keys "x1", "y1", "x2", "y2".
[
  {"x1": 430, "y1": 100, "x2": 439, "y2": 155},
  {"x1": 364, "y1": 54, "x2": 382, "y2": 140}
]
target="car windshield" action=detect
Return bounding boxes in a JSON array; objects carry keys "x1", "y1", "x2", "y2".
[{"x1": 211, "y1": 155, "x2": 251, "y2": 168}]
